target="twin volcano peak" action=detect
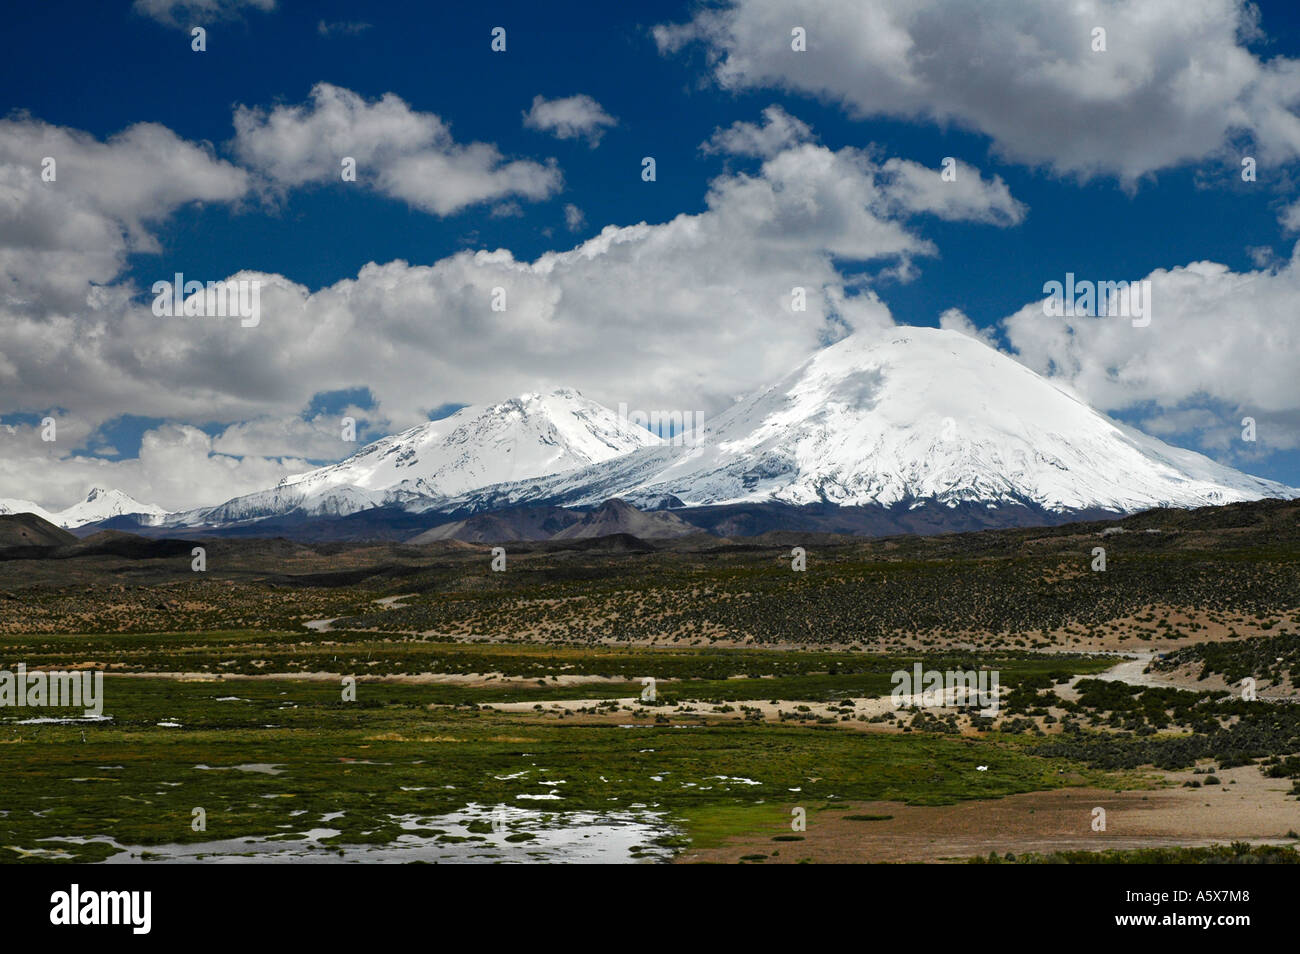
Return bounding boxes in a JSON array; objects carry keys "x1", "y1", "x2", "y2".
[
  {"x1": 63, "y1": 325, "x2": 1295, "y2": 533},
  {"x1": 437, "y1": 326, "x2": 1296, "y2": 514}
]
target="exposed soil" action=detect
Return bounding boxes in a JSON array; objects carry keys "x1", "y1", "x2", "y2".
[{"x1": 679, "y1": 764, "x2": 1300, "y2": 863}]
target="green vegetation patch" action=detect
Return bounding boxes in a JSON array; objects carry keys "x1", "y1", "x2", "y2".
[{"x1": 0, "y1": 674, "x2": 1111, "y2": 863}]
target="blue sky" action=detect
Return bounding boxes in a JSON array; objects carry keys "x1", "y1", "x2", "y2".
[{"x1": 2, "y1": 0, "x2": 1300, "y2": 509}]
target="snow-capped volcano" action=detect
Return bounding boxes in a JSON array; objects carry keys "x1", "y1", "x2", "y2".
[
  {"x1": 0, "y1": 488, "x2": 166, "y2": 529},
  {"x1": 55, "y1": 488, "x2": 168, "y2": 529},
  {"x1": 444, "y1": 327, "x2": 1296, "y2": 513},
  {"x1": 166, "y1": 388, "x2": 663, "y2": 526},
  {"x1": 282, "y1": 388, "x2": 661, "y2": 498}
]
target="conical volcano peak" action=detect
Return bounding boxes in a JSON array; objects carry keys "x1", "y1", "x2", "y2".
[{"x1": 440, "y1": 325, "x2": 1296, "y2": 515}]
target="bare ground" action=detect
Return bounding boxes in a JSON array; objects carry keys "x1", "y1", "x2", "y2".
[{"x1": 678, "y1": 764, "x2": 1300, "y2": 863}]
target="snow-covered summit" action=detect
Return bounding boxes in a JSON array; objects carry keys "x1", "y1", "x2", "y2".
[{"x1": 444, "y1": 327, "x2": 1296, "y2": 513}]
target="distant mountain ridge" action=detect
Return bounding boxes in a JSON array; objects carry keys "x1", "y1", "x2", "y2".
[
  {"x1": 0, "y1": 487, "x2": 165, "y2": 529},
  {"x1": 9, "y1": 327, "x2": 1297, "y2": 540}
]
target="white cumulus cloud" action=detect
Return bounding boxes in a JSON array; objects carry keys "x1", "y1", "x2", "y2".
[
  {"x1": 233, "y1": 83, "x2": 563, "y2": 215},
  {"x1": 0, "y1": 116, "x2": 249, "y2": 315},
  {"x1": 1002, "y1": 251, "x2": 1300, "y2": 453},
  {"x1": 702, "y1": 104, "x2": 813, "y2": 158},
  {"x1": 522, "y1": 94, "x2": 618, "y2": 147},
  {"x1": 656, "y1": 0, "x2": 1300, "y2": 183}
]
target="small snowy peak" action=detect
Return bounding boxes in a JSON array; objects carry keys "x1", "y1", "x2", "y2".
[
  {"x1": 54, "y1": 488, "x2": 167, "y2": 529},
  {"x1": 278, "y1": 388, "x2": 662, "y2": 500}
]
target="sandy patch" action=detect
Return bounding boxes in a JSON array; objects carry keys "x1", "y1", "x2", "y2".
[{"x1": 679, "y1": 763, "x2": 1300, "y2": 863}]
